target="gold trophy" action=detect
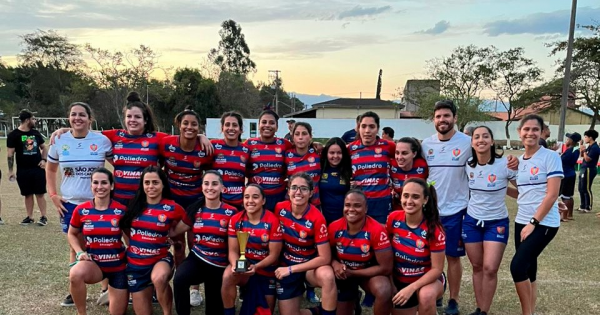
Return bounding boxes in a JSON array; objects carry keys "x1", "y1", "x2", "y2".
[{"x1": 235, "y1": 231, "x2": 250, "y2": 272}]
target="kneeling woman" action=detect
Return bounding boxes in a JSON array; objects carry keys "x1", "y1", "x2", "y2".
[
  {"x1": 275, "y1": 172, "x2": 337, "y2": 315},
  {"x1": 119, "y1": 166, "x2": 186, "y2": 315},
  {"x1": 329, "y1": 189, "x2": 393, "y2": 315},
  {"x1": 222, "y1": 184, "x2": 283, "y2": 314},
  {"x1": 387, "y1": 178, "x2": 446, "y2": 315},
  {"x1": 68, "y1": 168, "x2": 128, "y2": 315},
  {"x1": 171, "y1": 170, "x2": 238, "y2": 315}
]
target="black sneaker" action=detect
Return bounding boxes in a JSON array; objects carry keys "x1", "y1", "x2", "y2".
[
  {"x1": 37, "y1": 216, "x2": 48, "y2": 226},
  {"x1": 436, "y1": 297, "x2": 443, "y2": 307},
  {"x1": 61, "y1": 294, "x2": 74, "y2": 307},
  {"x1": 0, "y1": 217, "x2": 4, "y2": 225},
  {"x1": 152, "y1": 293, "x2": 159, "y2": 305},
  {"x1": 468, "y1": 308, "x2": 481, "y2": 315},
  {"x1": 20, "y1": 217, "x2": 34, "y2": 225},
  {"x1": 445, "y1": 299, "x2": 459, "y2": 315}
]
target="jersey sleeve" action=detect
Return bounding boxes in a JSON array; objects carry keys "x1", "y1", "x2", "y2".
[
  {"x1": 35, "y1": 131, "x2": 45, "y2": 146},
  {"x1": 47, "y1": 143, "x2": 59, "y2": 164},
  {"x1": 430, "y1": 226, "x2": 446, "y2": 252},
  {"x1": 371, "y1": 223, "x2": 391, "y2": 251},
  {"x1": 173, "y1": 204, "x2": 186, "y2": 222},
  {"x1": 589, "y1": 146, "x2": 600, "y2": 164},
  {"x1": 385, "y1": 211, "x2": 398, "y2": 234},
  {"x1": 387, "y1": 141, "x2": 396, "y2": 160},
  {"x1": 101, "y1": 129, "x2": 119, "y2": 142},
  {"x1": 100, "y1": 135, "x2": 113, "y2": 158},
  {"x1": 269, "y1": 214, "x2": 283, "y2": 242},
  {"x1": 6, "y1": 131, "x2": 16, "y2": 148},
  {"x1": 314, "y1": 214, "x2": 329, "y2": 245},
  {"x1": 70, "y1": 207, "x2": 82, "y2": 228},
  {"x1": 546, "y1": 151, "x2": 564, "y2": 179},
  {"x1": 228, "y1": 213, "x2": 240, "y2": 238},
  {"x1": 284, "y1": 139, "x2": 293, "y2": 151}
]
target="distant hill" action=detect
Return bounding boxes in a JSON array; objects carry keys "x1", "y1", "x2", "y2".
[{"x1": 293, "y1": 93, "x2": 337, "y2": 107}]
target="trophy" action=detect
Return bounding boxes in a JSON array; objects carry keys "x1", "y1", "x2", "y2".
[{"x1": 235, "y1": 231, "x2": 250, "y2": 272}]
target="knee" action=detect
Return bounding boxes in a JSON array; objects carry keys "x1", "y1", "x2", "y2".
[
  {"x1": 417, "y1": 287, "x2": 437, "y2": 306},
  {"x1": 152, "y1": 272, "x2": 170, "y2": 287},
  {"x1": 471, "y1": 261, "x2": 483, "y2": 273},
  {"x1": 69, "y1": 268, "x2": 85, "y2": 283},
  {"x1": 483, "y1": 263, "x2": 499, "y2": 277},
  {"x1": 172, "y1": 270, "x2": 187, "y2": 287},
  {"x1": 510, "y1": 256, "x2": 527, "y2": 282},
  {"x1": 371, "y1": 280, "x2": 392, "y2": 300},
  {"x1": 317, "y1": 267, "x2": 336, "y2": 289}
]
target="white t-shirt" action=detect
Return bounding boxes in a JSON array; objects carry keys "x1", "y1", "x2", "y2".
[
  {"x1": 516, "y1": 147, "x2": 564, "y2": 227},
  {"x1": 48, "y1": 132, "x2": 113, "y2": 205},
  {"x1": 466, "y1": 157, "x2": 517, "y2": 220},
  {"x1": 422, "y1": 131, "x2": 472, "y2": 216}
]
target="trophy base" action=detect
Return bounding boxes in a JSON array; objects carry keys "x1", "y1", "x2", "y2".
[{"x1": 235, "y1": 259, "x2": 249, "y2": 273}]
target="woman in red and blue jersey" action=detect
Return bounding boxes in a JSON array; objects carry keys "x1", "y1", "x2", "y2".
[
  {"x1": 119, "y1": 166, "x2": 186, "y2": 315},
  {"x1": 68, "y1": 168, "x2": 128, "y2": 315},
  {"x1": 390, "y1": 137, "x2": 429, "y2": 210},
  {"x1": 211, "y1": 111, "x2": 250, "y2": 210},
  {"x1": 320, "y1": 137, "x2": 352, "y2": 224},
  {"x1": 245, "y1": 110, "x2": 293, "y2": 211},
  {"x1": 387, "y1": 178, "x2": 446, "y2": 315},
  {"x1": 171, "y1": 170, "x2": 238, "y2": 315},
  {"x1": 285, "y1": 122, "x2": 321, "y2": 208},
  {"x1": 274, "y1": 172, "x2": 337, "y2": 315},
  {"x1": 222, "y1": 184, "x2": 283, "y2": 315}
]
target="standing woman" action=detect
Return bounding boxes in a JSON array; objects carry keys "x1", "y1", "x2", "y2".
[
  {"x1": 171, "y1": 170, "x2": 238, "y2": 315},
  {"x1": 509, "y1": 114, "x2": 562, "y2": 315},
  {"x1": 578, "y1": 129, "x2": 600, "y2": 213},
  {"x1": 68, "y1": 168, "x2": 129, "y2": 315},
  {"x1": 119, "y1": 166, "x2": 186, "y2": 315},
  {"x1": 285, "y1": 122, "x2": 322, "y2": 208},
  {"x1": 47, "y1": 102, "x2": 113, "y2": 306},
  {"x1": 390, "y1": 137, "x2": 428, "y2": 210},
  {"x1": 387, "y1": 178, "x2": 446, "y2": 315},
  {"x1": 463, "y1": 126, "x2": 516, "y2": 315},
  {"x1": 320, "y1": 137, "x2": 352, "y2": 224},
  {"x1": 275, "y1": 172, "x2": 337, "y2": 315},
  {"x1": 245, "y1": 110, "x2": 293, "y2": 211}
]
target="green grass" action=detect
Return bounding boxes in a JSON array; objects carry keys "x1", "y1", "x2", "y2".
[{"x1": 1, "y1": 145, "x2": 599, "y2": 314}]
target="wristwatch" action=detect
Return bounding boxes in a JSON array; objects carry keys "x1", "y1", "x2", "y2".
[{"x1": 529, "y1": 217, "x2": 540, "y2": 226}]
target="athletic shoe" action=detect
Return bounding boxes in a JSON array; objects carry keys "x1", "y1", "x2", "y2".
[
  {"x1": 152, "y1": 293, "x2": 159, "y2": 305},
  {"x1": 97, "y1": 289, "x2": 109, "y2": 305},
  {"x1": 190, "y1": 289, "x2": 203, "y2": 307},
  {"x1": 582, "y1": 208, "x2": 591, "y2": 213},
  {"x1": 361, "y1": 292, "x2": 375, "y2": 307},
  {"x1": 0, "y1": 217, "x2": 4, "y2": 225},
  {"x1": 37, "y1": 216, "x2": 48, "y2": 226},
  {"x1": 61, "y1": 294, "x2": 74, "y2": 307},
  {"x1": 468, "y1": 308, "x2": 481, "y2": 315},
  {"x1": 444, "y1": 299, "x2": 459, "y2": 315},
  {"x1": 20, "y1": 217, "x2": 34, "y2": 225},
  {"x1": 306, "y1": 288, "x2": 321, "y2": 303},
  {"x1": 436, "y1": 298, "x2": 443, "y2": 307}
]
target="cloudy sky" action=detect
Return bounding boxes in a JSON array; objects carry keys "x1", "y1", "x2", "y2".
[{"x1": 0, "y1": 0, "x2": 598, "y2": 100}]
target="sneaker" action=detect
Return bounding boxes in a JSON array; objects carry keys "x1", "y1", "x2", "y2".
[
  {"x1": 468, "y1": 308, "x2": 481, "y2": 315},
  {"x1": 306, "y1": 288, "x2": 321, "y2": 303},
  {"x1": 20, "y1": 217, "x2": 34, "y2": 225},
  {"x1": 436, "y1": 298, "x2": 443, "y2": 307},
  {"x1": 190, "y1": 289, "x2": 203, "y2": 307},
  {"x1": 97, "y1": 289, "x2": 109, "y2": 305},
  {"x1": 444, "y1": 299, "x2": 459, "y2": 315},
  {"x1": 361, "y1": 292, "x2": 375, "y2": 307},
  {"x1": 152, "y1": 293, "x2": 159, "y2": 305},
  {"x1": 61, "y1": 294, "x2": 74, "y2": 307},
  {"x1": 582, "y1": 208, "x2": 591, "y2": 213},
  {"x1": 0, "y1": 217, "x2": 4, "y2": 225},
  {"x1": 37, "y1": 216, "x2": 48, "y2": 226}
]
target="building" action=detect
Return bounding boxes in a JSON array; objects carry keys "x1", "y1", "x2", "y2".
[
  {"x1": 401, "y1": 80, "x2": 441, "y2": 112},
  {"x1": 488, "y1": 96, "x2": 599, "y2": 125},
  {"x1": 283, "y1": 98, "x2": 404, "y2": 119}
]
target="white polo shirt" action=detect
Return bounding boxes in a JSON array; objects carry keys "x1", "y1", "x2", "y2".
[{"x1": 466, "y1": 157, "x2": 517, "y2": 220}]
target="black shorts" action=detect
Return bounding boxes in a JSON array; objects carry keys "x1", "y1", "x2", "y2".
[
  {"x1": 393, "y1": 273, "x2": 446, "y2": 309},
  {"x1": 560, "y1": 176, "x2": 576, "y2": 199},
  {"x1": 336, "y1": 278, "x2": 362, "y2": 302},
  {"x1": 16, "y1": 168, "x2": 46, "y2": 196}
]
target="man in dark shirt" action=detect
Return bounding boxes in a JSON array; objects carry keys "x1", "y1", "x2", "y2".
[
  {"x1": 539, "y1": 124, "x2": 550, "y2": 148},
  {"x1": 578, "y1": 129, "x2": 600, "y2": 213},
  {"x1": 341, "y1": 115, "x2": 360, "y2": 144},
  {"x1": 284, "y1": 119, "x2": 295, "y2": 142},
  {"x1": 7, "y1": 109, "x2": 48, "y2": 225},
  {"x1": 560, "y1": 132, "x2": 581, "y2": 220}
]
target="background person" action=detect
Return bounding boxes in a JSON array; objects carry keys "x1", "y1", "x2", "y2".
[
  {"x1": 559, "y1": 133, "x2": 581, "y2": 221},
  {"x1": 320, "y1": 137, "x2": 352, "y2": 224},
  {"x1": 578, "y1": 129, "x2": 600, "y2": 213},
  {"x1": 390, "y1": 137, "x2": 428, "y2": 211},
  {"x1": 284, "y1": 119, "x2": 295, "y2": 142},
  {"x1": 382, "y1": 127, "x2": 395, "y2": 142}
]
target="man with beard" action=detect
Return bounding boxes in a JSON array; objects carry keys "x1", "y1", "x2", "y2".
[{"x1": 7, "y1": 109, "x2": 49, "y2": 225}]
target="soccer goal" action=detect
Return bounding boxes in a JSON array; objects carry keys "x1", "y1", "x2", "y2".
[{"x1": 11, "y1": 117, "x2": 99, "y2": 138}]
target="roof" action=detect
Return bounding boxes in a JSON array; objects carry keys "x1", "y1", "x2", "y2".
[
  {"x1": 311, "y1": 98, "x2": 403, "y2": 109},
  {"x1": 487, "y1": 96, "x2": 581, "y2": 121}
]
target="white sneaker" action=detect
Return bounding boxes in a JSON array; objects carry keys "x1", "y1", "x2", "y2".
[
  {"x1": 97, "y1": 289, "x2": 109, "y2": 305},
  {"x1": 190, "y1": 289, "x2": 203, "y2": 307}
]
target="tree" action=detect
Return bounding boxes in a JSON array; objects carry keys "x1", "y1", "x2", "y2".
[
  {"x1": 18, "y1": 30, "x2": 83, "y2": 71},
  {"x1": 489, "y1": 47, "x2": 543, "y2": 148},
  {"x1": 217, "y1": 71, "x2": 263, "y2": 118},
  {"x1": 167, "y1": 68, "x2": 221, "y2": 129},
  {"x1": 258, "y1": 77, "x2": 305, "y2": 117},
  {"x1": 209, "y1": 20, "x2": 256, "y2": 76},
  {"x1": 549, "y1": 24, "x2": 600, "y2": 129}
]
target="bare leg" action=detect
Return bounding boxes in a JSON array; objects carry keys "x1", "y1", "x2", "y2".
[
  {"x1": 446, "y1": 256, "x2": 462, "y2": 301},
  {"x1": 151, "y1": 261, "x2": 174, "y2": 315},
  {"x1": 35, "y1": 194, "x2": 47, "y2": 217},
  {"x1": 25, "y1": 195, "x2": 34, "y2": 218},
  {"x1": 465, "y1": 242, "x2": 483, "y2": 309},
  {"x1": 514, "y1": 280, "x2": 532, "y2": 315},
  {"x1": 480, "y1": 241, "x2": 506, "y2": 312},
  {"x1": 69, "y1": 261, "x2": 103, "y2": 315},
  {"x1": 132, "y1": 286, "x2": 154, "y2": 315}
]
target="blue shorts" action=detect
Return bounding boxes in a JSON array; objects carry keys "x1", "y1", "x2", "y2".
[
  {"x1": 440, "y1": 209, "x2": 466, "y2": 257},
  {"x1": 103, "y1": 270, "x2": 128, "y2": 290},
  {"x1": 336, "y1": 278, "x2": 362, "y2": 302},
  {"x1": 126, "y1": 254, "x2": 174, "y2": 293},
  {"x1": 366, "y1": 197, "x2": 392, "y2": 224},
  {"x1": 276, "y1": 271, "x2": 306, "y2": 300},
  {"x1": 252, "y1": 274, "x2": 276, "y2": 296},
  {"x1": 60, "y1": 202, "x2": 78, "y2": 233},
  {"x1": 462, "y1": 214, "x2": 509, "y2": 245}
]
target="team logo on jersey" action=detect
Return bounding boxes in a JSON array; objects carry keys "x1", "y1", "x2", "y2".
[
  {"x1": 393, "y1": 221, "x2": 401, "y2": 228},
  {"x1": 194, "y1": 160, "x2": 202, "y2": 168},
  {"x1": 261, "y1": 233, "x2": 269, "y2": 242},
  {"x1": 215, "y1": 153, "x2": 226, "y2": 164},
  {"x1": 322, "y1": 173, "x2": 328, "y2": 180},
  {"x1": 215, "y1": 144, "x2": 223, "y2": 149},
  {"x1": 198, "y1": 151, "x2": 206, "y2": 157},
  {"x1": 299, "y1": 230, "x2": 307, "y2": 239},
  {"x1": 168, "y1": 145, "x2": 176, "y2": 152},
  {"x1": 251, "y1": 149, "x2": 259, "y2": 157},
  {"x1": 114, "y1": 209, "x2": 122, "y2": 215},
  {"x1": 276, "y1": 139, "x2": 283, "y2": 145},
  {"x1": 162, "y1": 204, "x2": 172, "y2": 211},
  {"x1": 351, "y1": 153, "x2": 359, "y2": 160},
  {"x1": 421, "y1": 230, "x2": 428, "y2": 238},
  {"x1": 220, "y1": 219, "x2": 228, "y2": 227},
  {"x1": 158, "y1": 214, "x2": 167, "y2": 223},
  {"x1": 274, "y1": 147, "x2": 281, "y2": 154},
  {"x1": 530, "y1": 166, "x2": 539, "y2": 176},
  {"x1": 308, "y1": 156, "x2": 315, "y2": 163},
  {"x1": 168, "y1": 156, "x2": 176, "y2": 165},
  {"x1": 118, "y1": 130, "x2": 125, "y2": 137},
  {"x1": 416, "y1": 167, "x2": 424, "y2": 174},
  {"x1": 141, "y1": 140, "x2": 149, "y2": 148},
  {"x1": 240, "y1": 155, "x2": 247, "y2": 163},
  {"x1": 416, "y1": 239, "x2": 425, "y2": 249},
  {"x1": 90, "y1": 144, "x2": 98, "y2": 151},
  {"x1": 225, "y1": 209, "x2": 234, "y2": 216},
  {"x1": 287, "y1": 152, "x2": 294, "y2": 158},
  {"x1": 84, "y1": 219, "x2": 93, "y2": 226},
  {"x1": 360, "y1": 243, "x2": 370, "y2": 253},
  {"x1": 336, "y1": 230, "x2": 344, "y2": 238},
  {"x1": 351, "y1": 145, "x2": 358, "y2": 150},
  {"x1": 111, "y1": 218, "x2": 119, "y2": 227},
  {"x1": 469, "y1": 172, "x2": 475, "y2": 179},
  {"x1": 279, "y1": 209, "x2": 287, "y2": 216},
  {"x1": 305, "y1": 220, "x2": 313, "y2": 228},
  {"x1": 250, "y1": 140, "x2": 257, "y2": 145},
  {"x1": 497, "y1": 226, "x2": 505, "y2": 234},
  {"x1": 488, "y1": 174, "x2": 497, "y2": 186},
  {"x1": 428, "y1": 149, "x2": 434, "y2": 155},
  {"x1": 62, "y1": 145, "x2": 70, "y2": 156},
  {"x1": 452, "y1": 148, "x2": 461, "y2": 161},
  {"x1": 82, "y1": 209, "x2": 89, "y2": 215},
  {"x1": 114, "y1": 141, "x2": 123, "y2": 149},
  {"x1": 375, "y1": 147, "x2": 382, "y2": 155}
]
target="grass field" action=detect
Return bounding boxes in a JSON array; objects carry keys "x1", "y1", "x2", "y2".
[{"x1": 1, "y1": 145, "x2": 600, "y2": 315}]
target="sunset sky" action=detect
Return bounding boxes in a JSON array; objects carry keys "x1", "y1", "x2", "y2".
[{"x1": 0, "y1": 0, "x2": 598, "y2": 102}]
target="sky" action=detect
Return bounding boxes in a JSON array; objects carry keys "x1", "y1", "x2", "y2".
[{"x1": 0, "y1": 0, "x2": 598, "y2": 101}]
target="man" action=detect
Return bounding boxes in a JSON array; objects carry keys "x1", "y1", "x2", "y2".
[
  {"x1": 284, "y1": 119, "x2": 295, "y2": 142},
  {"x1": 382, "y1": 127, "x2": 395, "y2": 142},
  {"x1": 578, "y1": 129, "x2": 600, "y2": 213},
  {"x1": 559, "y1": 132, "x2": 581, "y2": 221},
  {"x1": 341, "y1": 115, "x2": 360, "y2": 144},
  {"x1": 462, "y1": 126, "x2": 474, "y2": 137},
  {"x1": 539, "y1": 124, "x2": 550, "y2": 148},
  {"x1": 7, "y1": 109, "x2": 48, "y2": 226}
]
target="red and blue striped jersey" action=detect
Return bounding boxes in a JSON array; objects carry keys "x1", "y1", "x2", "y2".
[
  {"x1": 126, "y1": 199, "x2": 185, "y2": 267},
  {"x1": 390, "y1": 158, "x2": 429, "y2": 210},
  {"x1": 285, "y1": 148, "x2": 322, "y2": 206},
  {"x1": 228, "y1": 210, "x2": 283, "y2": 277},
  {"x1": 70, "y1": 200, "x2": 127, "y2": 273},
  {"x1": 386, "y1": 210, "x2": 445, "y2": 284},
  {"x1": 183, "y1": 202, "x2": 238, "y2": 268},
  {"x1": 103, "y1": 130, "x2": 167, "y2": 202},
  {"x1": 329, "y1": 216, "x2": 391, "y2": 270},
  {"x1": 211, "y1": 139, "x2": 250, "y2": 208},
  {"x1": 244, "y1": 138, "x2": 293, "y2": 198},
  {"x1": 348, "y1": 139, "x2": 395, "y2": 200},
  {"x1": 159, "y1": 136, "x2": 212, "y2": 200},
  {"x1": 275, "y1": 201, "x2": 328, "y2": 266}
]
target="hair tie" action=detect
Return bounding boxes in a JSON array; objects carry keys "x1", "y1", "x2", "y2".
[{"x1": 427, "y1": 180, "x2": 436, "y2": 188}]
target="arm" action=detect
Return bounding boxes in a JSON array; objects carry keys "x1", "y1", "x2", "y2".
[
  {"x1": 67, "y1": 226, "x2": 91, "y2": 261},
  {"x1": 228, "y1": 236, "x2": 240, "y2": 269},
  {"x1": 520, "y1": 177, "x2": 561, "y2": 241},
  {"x1": 506, "y1": 154, "x2": 519, "y2": 170},
  {"x1": 169, "y1": 220, "x2": 191, "y2": 237},
  {"x1": 346, "y1": 248, "x2": 393, "y2": 278},
  {"x1": 252, "y1": 241, "x2": 283, "y2": 272},
  {"x1": 392, "y1": 251, "x2": 444, "y2": 305},
  {"x1": 7, "y1": 147, "x2": 15, "y2": 180},
  {"x1": 46, "y1": 162, "x2": 68, "y2": 215},
  {"x1": 49, "y1": 127, "x2": 72, "y2": 145},
  {"x1": 275, "y1": 242, "x2": 331, "y2": 279},
  {"x1": 199, "y1": 134, "x2": 214, "y2": 155},
  {"x1": 38, "y1": 143, "x2": 48, "y2": 168}
]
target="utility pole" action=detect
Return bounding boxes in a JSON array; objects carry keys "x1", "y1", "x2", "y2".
[
  {"x1": 269, "y1": 70, "x2": 281, "y2": 114},
  {"x1": 558, "y1": 0, "x2": 577, "y2": 140}
]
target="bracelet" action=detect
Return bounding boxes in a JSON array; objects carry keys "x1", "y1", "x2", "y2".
[
  {"x1": 50, "y1": 193, "x2": 57, "y2": 198},
  {"x1": 41, "y1": 158, "x2": 47, "y2": 161},
  {"x1": 76, "y1": 251, "x2": 86, "y2": 260},
  {"x1": 288, "y1": 266, "x2": 293, "y2": 274}
]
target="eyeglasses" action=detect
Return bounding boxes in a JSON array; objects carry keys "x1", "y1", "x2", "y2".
[{"x1": 290, "y1": 185, "x2": 310, "y2": 193}]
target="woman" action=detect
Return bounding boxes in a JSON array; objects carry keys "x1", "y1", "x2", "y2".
[
  {"x1": 274, "y1": 172, "x2": 337, "y2": 315},
  {"x1": 285, "y1": 122, "x2": 321, "y2": 207},
  {"x1": 68, "y1": 168, "x2": 128, "y2": 315},
  {"x1": 245, "y1": 110, "x2": 293, "y2": 211},
  {"x1": 119, "y1": 166, "x2": 186, "y2": 315},
  {"x1": 329, "y1": 189, "x2": 393, "y2": 315},
  {"x1": 390, "y1": 137, "x2": 429, "y2": 210},
  {"x1": 221, "y1": 184, "x2": 283, "y2": 315},
  {"x1": 320, "y1": 137, "x2": 352, "y2": 224},
  {"x1": 508, "y1": 114, "x2": 562, "y2": 315},
  {"x1": 47, "y1": 102, "x2": 113, "y2": 306},
  {"x1": 387, "y1": 178, "x2": 446, "y2": 315},
  {"x1": 211, "y1": 111, "x2": 250, "y2": 210},
  {"x1": 463, "y1": 126, "x2": 516, "y2": 315},
  {"x1": 171, "y1": 171, "x2": 238, "y2": 315},
  {"x1": 348, "y1": 111, "x2": 395, "y2": 224}
]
